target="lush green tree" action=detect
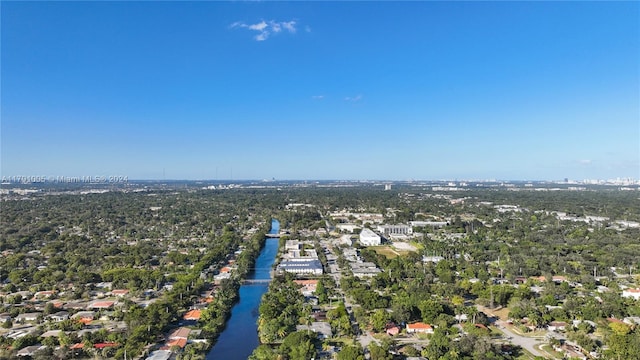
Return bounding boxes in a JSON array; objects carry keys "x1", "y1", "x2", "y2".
[
  {"x1": 337, "y1": 344, "x2": 364, "y2": 360},
  {"x1": 370, "y1": 309, "x2": 391, "y2": 332},
  {"x1": 248, "y1": 345, "x2": 277, "y2": 360},
  {"x1": 315, "y1": 278, "x2": 329, "y2": 304},
  {"x1": 419, "y1": 299, "x2": 444, "y2": 324},
  {"x1": 369, "y1": 343, "x2": 393, "y2": 360},
  {"x1": 423, "y1": 327, "x2": 450, "y2": 359},
  {"x1": 279, "y1": 331, "x2": 317, "y2": 360}
]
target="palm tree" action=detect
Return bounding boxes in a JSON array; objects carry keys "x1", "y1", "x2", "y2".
[
  {"x1": 465, "y1": 306, "x2": 478, "y2": 324},
  {"x1": 277, "y1": 326, "x2": 288, "y2": 339},
  {"x1": 528, "y1": 312, "x2": 542, "y2": 331}
]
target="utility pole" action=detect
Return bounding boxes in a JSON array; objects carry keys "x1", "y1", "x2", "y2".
[{"x1": 490, "y1": 285, "x2": 494, "y2": 309}]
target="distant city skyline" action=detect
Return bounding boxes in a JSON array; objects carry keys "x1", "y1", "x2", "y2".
[{"x1": 2, "y1": 1, "x2": 638, "y2": 181}]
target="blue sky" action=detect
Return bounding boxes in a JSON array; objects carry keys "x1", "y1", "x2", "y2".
[{"x1": 2, "y1": 1, "x2": 638, "y2": 181}]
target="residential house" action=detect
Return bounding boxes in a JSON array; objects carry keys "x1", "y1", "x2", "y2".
[
  {"x1": 49, "y1": 311, "x2": 70, "y2": 322},
  {"x1": 294, "y1": 280, "x2": 318, "y2": 297},
  {"x1": 88, "y1": 300, "x2": 115, "y2": 310},
  {"x1": 547, "y1": 321, "x2": 568, "y2": 332},
  {"x1": 406, "y1": 322, "x2": 434, "y2": 334},
  {"x1": 166, "y1": 327, "x2": 191, "y2": 349},
  {"x1": 69, "y1": 343, "x2": 85, "y2": 350},
  {"x1": 34, "y1": 290, "x2": 56, "y2": 299},
  {"x1": 312, "y1": 311, "x2": 327, "y2": 321},
  {"x1": 385, "y1": 322, "x2": 401, "y2": 336},
  {"x1": 571, "y1": 320, "x2": 597, "y2": 330},
  {"x1": 17, "y1": 345, "x2": 44, "y2": 357},
  {"x1": 623, "y1": 317, "x2": 640, "y2": 326},
  {"x1": 622, "y1": 288, "x2": 640, "y2": 300},
  {"x1": 296, "y1": 322, "x2": 332, "y2": 339},
  {"x1": 183, "y1": 309, "x2": 201, "y2": 321},
  {"x1": 552, "y1": 276, "x2": 567, "y2": 284},
  {"x1": 168, "y1": 327, "x2": 191, "y2": 340},
  {"x1": 0, "y1": 314, "x2": 11, "y2": 323},
  {"x1": 41, "y1": 330, "x2": 62, "y2": 338},
  {"x1": 15, "y1": 312, "x2": 41, "y2": 323},
  {"x1": 514, "y1": 277, "x2": 527, "y2": 284},
  {"x1": 72, "y1": 311, "x2": 96, "y2": 324},
  {"x1": 111, "y1": 289, "x2": 129, "y2": 297},
  {"x1": 422, "y1": 256, "x2": 444, "y2": 263}
]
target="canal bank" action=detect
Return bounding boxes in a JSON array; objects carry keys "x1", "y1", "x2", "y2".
[{"x1": 206, "y1": 219, "x2": 280, "y2": 359}]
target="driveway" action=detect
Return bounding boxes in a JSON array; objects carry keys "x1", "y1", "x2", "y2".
[
  {"x1": 495, "y1": 321, "x2": 545, "y2": 358},
  {"x1": 476, "y1": 305, "x2": 546, "y2": 358}
]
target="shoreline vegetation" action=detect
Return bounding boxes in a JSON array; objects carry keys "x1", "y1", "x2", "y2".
[{"x1": 196, "y1": 220, "x2": 271, "y2": 358}]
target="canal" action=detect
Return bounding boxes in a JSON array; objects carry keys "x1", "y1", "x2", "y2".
[{"x1": 206, "y1": 219, "x2": 280, "y2": 359}]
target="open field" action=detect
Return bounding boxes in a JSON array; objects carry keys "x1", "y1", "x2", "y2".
[{"x1": 372, "y1": 246, "x2": 414, "y2": 259}]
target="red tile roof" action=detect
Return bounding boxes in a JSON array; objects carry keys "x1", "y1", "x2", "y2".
[
  {"x1": 183, "y1": 309, "x2": 201, "y2": 320},
  {"x1": 168, "y1": 327, "x2": 191, "y2": 340},
  {"x1": 407, "y1": 322, "x2": 432, "y2": 330},
  {"x1": 166, "y1": 338, "x2": 187, "y2": 349},
  {"x1": 293, "y1": 280, "x2": 318, "y2": 286},
  {"x1": 89, "y1": 301, "x2": 115, "y2": 309},
  {"x1": 78, "y1": 318, "x2": 93, "y2": 325}
]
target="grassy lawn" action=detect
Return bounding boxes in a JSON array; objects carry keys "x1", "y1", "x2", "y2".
[
  {"x1": 539, "y1": 344, "x2": 563, "y2": 359},
  {"x1": 329, "y1": 337, "x2": 359, "y2": 346},
  {"x1": 490, "y1": 327, "x2": 504, "y2": 337},
  {"x1": 477, "y1": 304, "x2": 509, "y2": 321},
  {"x1": 514, "y1": 353, "x2": 536, "y2": 360},
  {"x1": 373, "y1": 246, "x2": 401, "y2": 259},
  {"x1": 490, "y1": 307, "x2": 510, "y2": 321}
]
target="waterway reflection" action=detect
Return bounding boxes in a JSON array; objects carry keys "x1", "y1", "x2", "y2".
[{"x1": 206, "y1": 220, "x2": 279, "y2": 359}]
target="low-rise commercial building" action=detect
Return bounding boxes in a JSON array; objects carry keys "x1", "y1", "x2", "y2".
[
  {"x1": 359, "y1": 228, "x2": 381, "y2": 246},
  {"x1": 277, "y1": 259, "x2": 323, "y2": 275}
]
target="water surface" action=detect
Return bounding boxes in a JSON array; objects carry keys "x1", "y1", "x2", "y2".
[{"x1": 206, "y1": 220, "x2": 279, "y2": 359}]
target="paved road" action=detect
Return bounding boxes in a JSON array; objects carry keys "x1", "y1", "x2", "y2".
[
  {"x1": 475, "y1": 305, "x2": 546, "y2": 358},
  {"x1": 321, "y1": 239, "x2": 380, "y2": 353},
  {"x1": 495, "y1": 321, "x2": 545, "y2": 358}
]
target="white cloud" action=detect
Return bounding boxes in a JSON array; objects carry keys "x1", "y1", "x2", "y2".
[
  {"x1": 248, "y1": 21, "x2": 268, "y2": 31},
  {"x1": 282, "y1": 21, "x2": 297, "y2": 33},
  {"x1": 231, "y1": 19, "x2": 298, "y2": 41},
  {"x1": 345, "y1": 94, "x2": 363, "y2": 102},
  {"x1": 578, "y1": 159, "x2": 593, "y2": 165},
  {"x1": 312, "y1": 95, "x2": 325, "y2": 100}
]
